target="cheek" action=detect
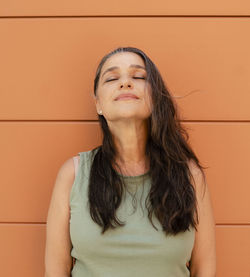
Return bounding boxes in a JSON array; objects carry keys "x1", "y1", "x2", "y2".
[
  {"x1": 97, "y1": 92, "x2": 112, "y2": 109},
  {"x1": 98, "y1": 84, "x2": 114, "y2": 98}
]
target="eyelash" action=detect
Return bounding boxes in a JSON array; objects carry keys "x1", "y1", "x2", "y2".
[{"x1": 105, "y1": 77, "x2": 145, "y2": 82}]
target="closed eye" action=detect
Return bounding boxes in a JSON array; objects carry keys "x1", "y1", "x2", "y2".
[
  {"x1": 133, "y1": 77, "x2": 145, "y2": 80},
  {"x1": 105, "y1": 78, "x2": 118, "y2": 82},
  {"x1": 105, "y1": 76, "x2": 145, "y2": 83}
]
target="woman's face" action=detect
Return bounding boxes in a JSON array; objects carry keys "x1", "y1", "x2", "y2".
[{"x1": 94, "y1": 52, "x2": 152, "y2": 122}]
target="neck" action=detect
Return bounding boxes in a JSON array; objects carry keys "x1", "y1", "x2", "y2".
[{"x1": 108, "y1": 119, "x2": 149, "y2": 175}]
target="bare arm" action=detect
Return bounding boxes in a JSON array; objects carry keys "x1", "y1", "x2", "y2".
[
  {"x1": 44, "y1": 157, "x2": 77, "y2": 277},
  {"x1": 189, "y1": 161, "x2": 216, "y2": 277}
]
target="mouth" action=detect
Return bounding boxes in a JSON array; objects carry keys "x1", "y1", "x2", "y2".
[
  {"x1": 114, "y1": 93, "x2": 139, "y2": 101},
  {"x1": 116, "y1": 96, "x2": 139, "y2": 101}
]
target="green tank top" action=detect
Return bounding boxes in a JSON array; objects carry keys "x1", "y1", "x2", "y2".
[{"x1": 69, "y1": 148, "x2": 195, "y2": 277}]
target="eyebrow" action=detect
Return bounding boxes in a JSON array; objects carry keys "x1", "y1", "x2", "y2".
[{"x1": 101, "y1": 64, "x2": 146, "y2": 78}]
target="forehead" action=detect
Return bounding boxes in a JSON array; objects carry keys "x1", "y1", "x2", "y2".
[{"x1": 101, "y1": 52, "x2": 145, "y2": 72}]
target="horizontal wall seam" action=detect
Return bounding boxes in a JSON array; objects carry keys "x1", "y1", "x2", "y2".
[
  {"x1": 0, "y1": 222, "x2": 250, "y2": 226},
  {"x1": 0, "y1": 15, "x2": 250, "y2": 20},
  {"x1": 0, "y1": 222, "x2": 46, "y2": 225},
  {"x1": 216, "y1": 223, "x2": 250, "y2": 226},
  {"x1": 1, "y1": 120, "x2": 250, "y2": 123}
]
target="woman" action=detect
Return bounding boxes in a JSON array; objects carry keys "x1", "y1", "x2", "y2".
[{"x1": 45, "y1": 47, "x2": 216, "y2": 277}]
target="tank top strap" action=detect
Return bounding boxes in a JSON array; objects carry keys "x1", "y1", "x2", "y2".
[{"x1": 72, "y1": 155, "x2": 80, "y2": 177}]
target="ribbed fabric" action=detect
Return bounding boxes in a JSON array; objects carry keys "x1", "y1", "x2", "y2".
[{"x1": 69, "y1": 148, "x2": 195, "y2": 277}]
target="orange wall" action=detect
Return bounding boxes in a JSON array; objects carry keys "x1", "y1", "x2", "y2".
[{"x1": 0, "y1": 1, "x2": 250, "y2": 276}]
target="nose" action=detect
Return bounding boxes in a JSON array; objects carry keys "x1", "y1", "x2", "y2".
[{"x1": 119, "y1": 78, "x2": 133, "y2": 89}]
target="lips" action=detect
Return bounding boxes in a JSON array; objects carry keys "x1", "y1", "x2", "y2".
[{"x1": 115, "y1": 93, "x2": 139, "y2": 101}]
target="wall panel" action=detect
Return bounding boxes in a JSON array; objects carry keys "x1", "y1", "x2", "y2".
[
  {"x1": 0, "y1": 224, "x2": 45, "y2": 277},
  {"x1": 0, "y1": 122, "x2": 101, "y2": 222},
  {"x1": 216, "y1": 226, "x2": 250, "y2": 276},
  {"x1": 186, "y1": 122, "x2": 250, "y2": 224},
  {"x1": 1, "y1": 18, "x2": 250, "y2": 120},
  {"x1": 0, "y1": 122, "x2": 249, "y2": 224},
  {"x1": 1, "y1": 0, "x2": 250, "y2": 16}
]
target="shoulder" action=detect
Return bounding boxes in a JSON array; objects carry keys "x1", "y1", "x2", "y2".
[
  {"x1": 52, "y1": 155, "x2": 80, "y2": 197},
  {"x1": 187, "y1": 159, "x2": 207, "y2": 200},
  {"x1": 187, "y1": 159, "x2": 204, "y2": 177},
  {"x1": 57, "y1": 156, "x2": 76, "y2": 180},
  {"x1": 46, "y1": 156, "x2": 79, "y2": 223}
]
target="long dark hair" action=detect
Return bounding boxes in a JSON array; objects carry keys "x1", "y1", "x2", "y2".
[{"x1": 88, "y1": 46, "x2": 207, "y2": 235}]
